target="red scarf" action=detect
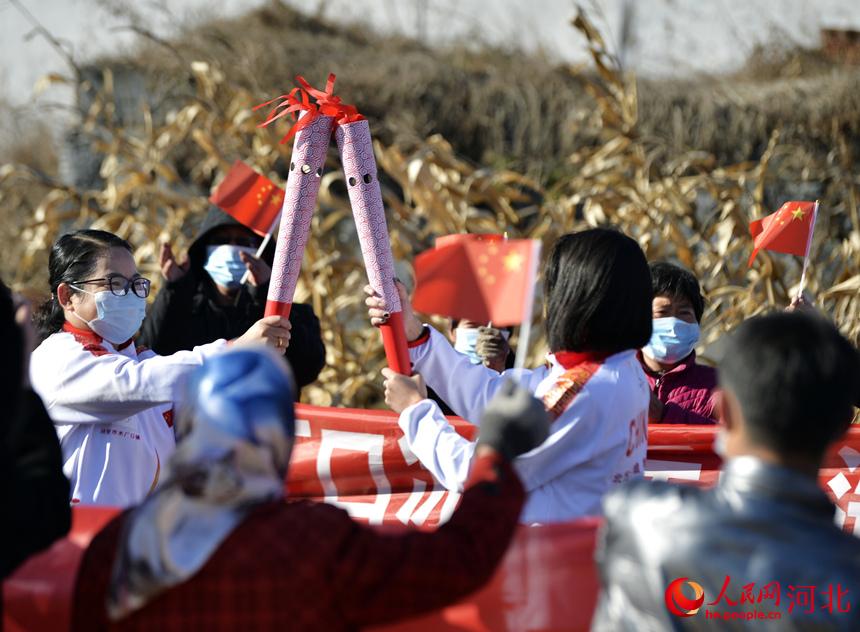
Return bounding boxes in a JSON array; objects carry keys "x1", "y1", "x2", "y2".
[
  {"x1": 62, "y1": 322, "x2": 134, "y2": 351},
  {"x1": 542, "y1": 350, "x2": 611, "y2": 421}
]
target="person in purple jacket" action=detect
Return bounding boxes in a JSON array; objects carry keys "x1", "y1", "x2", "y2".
[{"x1": 639, "y1": 262, "x2": 718, "y2": 424}]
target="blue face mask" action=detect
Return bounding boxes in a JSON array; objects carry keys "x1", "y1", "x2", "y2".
[
  {"x1": 204, "y1": 245, "x2": 256, "y2": 289},
  {"x1": 642, "y1": 317, "x2": 700, "y2": 364},
  {"x1": 69, "y1": 289, "x2": 147, "y2": 344},
  {"x1": 454, "y1": 328, "x2": 482, "y2": 364}
]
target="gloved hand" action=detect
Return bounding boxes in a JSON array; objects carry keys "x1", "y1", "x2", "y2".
[
  {"x1": 475, "y1": 326, "x2": 511, "y2": 372},
  {"x1": 478, "y1": 380, "x2": 550, "y2": 461}
]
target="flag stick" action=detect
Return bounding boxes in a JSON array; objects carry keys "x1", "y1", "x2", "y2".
[
  {"x1": 240, "y1": 213, "x2": 281, "y2": 286},
  {"x1": 514, "y1": 240, "x2": 542, "y2": 371},
  {"x1": 797, "y1": 200, "x2": 819, "y2": 299}
]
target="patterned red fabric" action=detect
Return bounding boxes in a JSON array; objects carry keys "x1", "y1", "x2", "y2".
[
  {"x1": 265, "y1": 112, "x2": 332, "y2": 315},
  {"x1": 70, "y1": 452, "x2": 524, "y2": 632},
  {"x1": 541, "y1": 361, "x2": 602, "y2": 421},
  {"x1": 61, "y1": 322, "x2": 134, "y2": 353},
  {"x1": 63, "y1": 322, "x2": 108, "y2": 356},
  {"x1": 638, "y1": 351, "x2": 718, "y2": 424},
  {"x1": 82, "y1": 343, "x2": 110, "y2": 357}
]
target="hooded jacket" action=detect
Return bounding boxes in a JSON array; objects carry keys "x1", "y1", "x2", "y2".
[{"x1": 138, "y1": 208, "x2": 325, "y2": 390}]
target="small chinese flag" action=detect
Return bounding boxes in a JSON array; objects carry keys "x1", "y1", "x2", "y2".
[
  {"x1": 748, "y1": 201, "x2": 816, "y2": 267},
  {"x1": 413, "y1": 238, "x2": 540, "y2": 326},
  {"x1": 209, "y1": 161, "x2": 284, "y2": 237}
]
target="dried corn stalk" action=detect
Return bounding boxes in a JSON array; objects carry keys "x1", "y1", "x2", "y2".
[{"x1": 1, "y1": 11, "x2": 857, "y2": 410}]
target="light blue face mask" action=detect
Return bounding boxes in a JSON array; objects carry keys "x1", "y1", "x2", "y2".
[
  {"x1": 69, "y1": 288, "x2": 147, "y2": 344},
  {"x1": 642, "y1": 317, "x2": 700, "y2": 364},
  {"x1": 204, "y1": 245, "x2": 256, "y2": 289},
  {"x1": 454, "y1": 327, "x2": 482, "y2": 364},
  {"x1": 454, "y1": 327, "x2": 511, "y2": 364}
]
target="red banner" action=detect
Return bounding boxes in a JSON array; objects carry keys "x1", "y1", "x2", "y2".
[
  {"x1": 4, "y1": 406, "x2": 860, "y2": 632},
  {"x1": 287, "y1": 405, "x2": 860, "y2": 532}
]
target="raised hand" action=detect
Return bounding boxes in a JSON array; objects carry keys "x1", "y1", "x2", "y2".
[
  {"x1": 475, "y1": 326, "x2": 511, "y2": 372},
  {"x1": 786, "y1": 292, "x2": 815, "y2": 314},
  {"x1": 159, "y1": 243, "x2": 190, "y2": 283},
  {"x1": 239, "y1": 250, "x2": 272, "y2": 286},
  {"x1": 364, "y1": 279, "x2": 424, "y2": 341}
]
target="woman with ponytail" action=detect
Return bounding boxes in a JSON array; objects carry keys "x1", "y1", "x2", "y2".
[{"x1": 30, "y1": 229, "x2": 292, "y2": 507}]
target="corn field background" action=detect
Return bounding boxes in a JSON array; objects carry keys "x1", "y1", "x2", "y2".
[{"x1": 1, "y1": 4, "x2": 859, "y2": 409}]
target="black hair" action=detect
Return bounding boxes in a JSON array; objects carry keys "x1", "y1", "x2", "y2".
[
  {"x1": 650, "y1": 261, "x2": 705, "y2": 322},
  {"x1": 719, "y1": 312, "x2": 860, "y2": 461},
  {"x1": 0, "y1": 279, "x2": 24, "y2": 419},
  {"x1": 544, "y1": 228, "x2": 652, "y2": 354},
  {"x1": 34, "y1": 230, "x2": 133, "y2": 343}
]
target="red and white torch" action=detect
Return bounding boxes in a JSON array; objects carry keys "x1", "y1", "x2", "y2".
[{"x1": 336, "y1": 119, "x2": 411, "y2": 375}]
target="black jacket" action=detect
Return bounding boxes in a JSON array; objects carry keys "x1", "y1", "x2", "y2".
[
  {"x1": 138, "y1": 208, "x2": 326, "y2": 390},
  {"x1": 1, "y1": 389, "x2": 71, "y2": 578}
]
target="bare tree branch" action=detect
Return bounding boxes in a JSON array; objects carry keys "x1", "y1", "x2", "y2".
[
  {"x1": 7, "y1": 0, "x2": 82, "y2": 84},
  {"x1": 110, "y1": 24, "x2": 188, "y2": 66}
]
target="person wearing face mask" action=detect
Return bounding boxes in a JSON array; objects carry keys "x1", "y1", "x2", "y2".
[
  {"x1": 451, "y1": 320, "x2": 514, "y2": 371},
  {"x1": 368, "y1": 229, "x2": 653, "y2": 524},
  {"x1": 71, "y1": 349, "x2": 546, "y2": 631},
  {"x1": 428, "y1": 320, "x2": 515, "y2": 415},
  {"x1": 593, "y1": 313, "x2": 860, "y2": 630},
  {"x1": 30, "y1": 229, "x2": 292, "y2": 507},
  {"x1": 639, "y1": 262, "x2": 717, "y2": 424},
  {"x1": 137, "y1": 206, "x2": 325, "y2": 393}
]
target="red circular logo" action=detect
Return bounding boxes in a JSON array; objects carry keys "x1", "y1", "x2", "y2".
[{"x1": 665, "y1": 577, "x2": 705, "y2": 617}]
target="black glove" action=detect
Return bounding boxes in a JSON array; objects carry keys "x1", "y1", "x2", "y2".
[{"x1": 477, "y1": 380, "x2": 550, "y2": 461}]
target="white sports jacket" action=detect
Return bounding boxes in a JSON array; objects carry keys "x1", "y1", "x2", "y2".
[
  {"x1": 400, "y1": 327, "x2": 650, "y2": 523},
  {"x1": 30, "y1": 323, "x2": 226, "y2": 507}
]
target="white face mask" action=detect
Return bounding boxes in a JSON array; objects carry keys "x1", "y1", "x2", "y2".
[
  {"x1": 454, "y1": 327, "x2": 511, "y2": 364},
  {"x1": 642, "y1": 317, "x2": 701, "y2": 364},
  {"x1": 204, "y1": 245, "x2": 256, "y2": 289},
  {"x1": 454, "y1": 328, "x2": 482, "y2": 364},
  {"x1": 69, "y1": 288, "x2": 147, "y2": 344}
]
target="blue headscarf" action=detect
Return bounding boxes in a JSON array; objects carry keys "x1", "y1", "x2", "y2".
[{"x1": 108, "y1": 348, "x2": 296, "y2": 620}]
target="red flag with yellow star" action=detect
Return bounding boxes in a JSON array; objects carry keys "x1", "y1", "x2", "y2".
[
  {"x1": 748, "y1": 201, "x2": 816, "y2": 267},
  {"x1": 209, "y1": 161, "x2": 284, "y2": 237},
  {"x1": 434, "y1": 233, "x2": 504, "y2": 249},
  {"x1": 413, "y1": 238, "x2": 541, "y2": 326}
]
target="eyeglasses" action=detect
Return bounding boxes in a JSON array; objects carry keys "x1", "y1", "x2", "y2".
[{"x1": 72, "y1": 274, "x2": 151, "y2": 298}]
